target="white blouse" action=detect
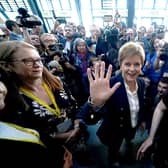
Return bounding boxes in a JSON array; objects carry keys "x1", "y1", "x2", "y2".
[{"x1": 124, "y1": 82, "x2": 140, "y2": 128}]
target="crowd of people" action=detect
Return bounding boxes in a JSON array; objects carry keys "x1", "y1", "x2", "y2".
[{"x1": 0, "y1": 13, "x2": 168, "y2": 168}]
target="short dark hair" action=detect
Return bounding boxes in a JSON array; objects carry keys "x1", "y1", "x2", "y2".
[
  {"x1": 160, "y1": 76, "x2": 168, "y2": 84},
  {"x1": 77, "y1": 25, "x2": 85, "y2": 31},
  {"x1": 5, "y1": 20, "x2": 18, "y2": 31}
]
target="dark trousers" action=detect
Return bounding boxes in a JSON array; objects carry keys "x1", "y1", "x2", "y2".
[
  {"x1": 153, "y1": 154, "x2": 168, "y2": 168},
  {"x1": 152, "y1": 140, "x2": 168, "y2": 168},
  {"x1": 107, "y1": 128, "x2": 136, "y2": 164}
]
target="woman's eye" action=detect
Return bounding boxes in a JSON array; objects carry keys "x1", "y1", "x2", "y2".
[
  {"x1": 134, "y1": 63, "x2": 141, "y2": 67},
  {"x1": 125, "y1": 63, "x2": 131, "y2": 67}
]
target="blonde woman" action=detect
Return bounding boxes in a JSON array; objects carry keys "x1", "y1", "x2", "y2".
[{"x1": 77, "y1": 41, "x2": 146, "y2": 167}]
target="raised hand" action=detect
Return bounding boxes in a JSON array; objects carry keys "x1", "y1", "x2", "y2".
[{"x1": 87, "y1": 61, "x2": 121, "y2": 107}]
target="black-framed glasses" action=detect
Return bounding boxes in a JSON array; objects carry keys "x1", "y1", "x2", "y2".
[{"x1": 12, "y1": 58, "x2": 43, "y2": 67}]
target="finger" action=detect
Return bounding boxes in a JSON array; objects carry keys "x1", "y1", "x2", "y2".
[
  {"x1": 136, "y1": 143, "x2": 147, "y2": 160},
  {"x1": 87, "y1": 68, "x2": 93, "y2": 83},
  {"x1": 106, "y1": 64, "x2": 112, "y2": 80},
  {"x1": 100, "y1": 61, "x2": 105, "y2": 79},
  {"x1": 110, "y1": 82, "x2": 121, "y2": 95},
  {"x1": 136, "y1": 148, "x2": 142, "y2": 160},
  {"x1": 136, "y1": 151, "x2": 140, "y2": 160},
  {"x1": 136, "y1": 153, "x2": 140, "y2": 160},
  {"x1": 137, "y1": 150, "x2": 144, "y2": 160},
  {"x1": 94, "y1": 62, "x2": 100, "y2": 79},
  {"x1": 140, "y1": 151, "x2": 145, "y2": 160},
  {"x1": 141, "y1": 145, "x2": 147, "y2": 153}
]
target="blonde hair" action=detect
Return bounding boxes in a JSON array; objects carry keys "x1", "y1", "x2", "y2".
[
  {"x1": 0, "y1": 40, "x2": 35, "y2": 62},
  {"x1": 0, "y1": 41, "x2": 62, "y2": 91},
  {"x1": 118, "y1": 41, "x2": 145, "y2": 66}
]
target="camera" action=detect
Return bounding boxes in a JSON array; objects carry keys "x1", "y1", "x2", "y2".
[
  {"x1": 56, "y1": 17, "x2": 67, "y2": 24},
  {"x1": 47, "y1": 43, "x2": 69, "y2": 64},
  {"x1": 48, "y1": 43, "x2": 64, "y2": 52},
  {"x1": 47, "y1": 43, "x2": 64, "y2": 58},
  {"x1": 17, "y1": 7, "x2": 42, "y2": 28}
]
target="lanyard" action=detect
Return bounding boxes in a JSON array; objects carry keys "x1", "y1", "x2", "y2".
[
  {"x1": 0, "y1": 121, "x2": 46, "y2": 147},
  {"x1": 20, "y1": 82, "x2": 61, "y2": 117}
]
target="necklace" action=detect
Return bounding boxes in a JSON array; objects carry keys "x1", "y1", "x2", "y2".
[{"x1": 20, "y1": 82, "x2": 61, "y2": 117}]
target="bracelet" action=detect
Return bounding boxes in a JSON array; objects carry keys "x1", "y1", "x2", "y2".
[
  {"x1": 87, "y1": 96, "x2": 104, "y2": 111},
  {"x1": 88, "y1": 96, "x2": 94, "y2": 106},
  {"x1": 74, "y1": 124, "x2": 80, "y2": 129}
]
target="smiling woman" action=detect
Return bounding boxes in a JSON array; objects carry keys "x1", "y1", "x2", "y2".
[
  {"x1": 0, "y1": 40, "x2": 93, "y2": 167},
  {"x1": 81, "y1": 41, "x2": 147, "y2": 167},
  {"x1": 0, "y1": 66, "x2": 54, "y2": 167},
  {"x1": 0, "y1": 65, "x2": 75, "y2": 168}
]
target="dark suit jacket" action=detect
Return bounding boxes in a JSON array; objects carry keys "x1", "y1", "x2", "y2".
[{"x1": 96, "y1": 73, "x2": 146, "y2": 146}]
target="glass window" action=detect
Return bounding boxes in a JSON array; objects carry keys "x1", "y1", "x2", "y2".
[
  {"x1": 1, "y1": 0, "x2": 31, "y2": 12},
  {"x1": 59, "y1": 0, "x2": 71, "y2": 10},
  {"x1": 91, "y1": 0, "x2": 101, "y2": 9},
  {"x1": 5, "y1": 11, "x2": 18, "y2": 20},
  {"x1": 44, "y1": 18, "x2": 54, "y2": 31},
  {"x1": 151, "y1": 18, "x2": 164, "y2": 25},
  {"x1": 8, "y1": 1, "x2": 18, "y2": 11},
  {"x1": 116, "y1": 0, "x2": 127, "y2": 9},
  {"x1": 93, "y1": 17, "x2": 103, "y2": 27},
  {"x1": 0, "y1": 0, "x2": 12, "y2": 11},
  {"x1": 135, "y1": 0, "x2": 143, "y2": 9},
  {"x1": 36, "y1": 0, "x2": 49, "y2": 11},
  {"x1": 140, "y1": 18, "x2": 152, "y2": 28},
  {"x1": 0, "y1": 12, "x2": 7, "y2": 21},
  {"x1": 154, "y1": 0, "x2": 166, "y2": 9},
  {"x1": 100, "y1": 0, "x2": 114, "y2": 9},
  {"x1": 51, "y1": 0, "x2": 61, "y2": 10},
  {"x1": 0, "y1": 0, "x2": 32, "y2": 21},
  {"x1": 142, "y1": 0, "x2": 154, "y2": 9},
  {"x1": 81, "y1": 0, "x2": 93, "y2": 30},
  {"x1": 69, "y1": 0, "x2": 79, "y2": 24}
]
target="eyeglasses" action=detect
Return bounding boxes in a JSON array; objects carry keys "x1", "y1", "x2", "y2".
[{"x1": 12, "y1": 58, "x2": 43, "y2": 67}]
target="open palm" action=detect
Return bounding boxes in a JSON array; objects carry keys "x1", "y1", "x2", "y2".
[{"x1": 87, "y1": 61, "x2": 121, "y2": 107}]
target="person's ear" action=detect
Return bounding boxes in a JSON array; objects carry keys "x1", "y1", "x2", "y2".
[
  {"x1": 4, "y1": 64, "x2": 11, "y2": 72},
  {"x1": 2, "y1": 63, "x2": 13, "y2": 72}
]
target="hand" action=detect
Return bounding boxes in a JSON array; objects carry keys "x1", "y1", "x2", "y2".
[
  {"x1": 145, "y1": 61, "x2": 151, "y2": 68},
  {"x1": 92, "y1": 35, "x2": 97, "y2": 42},
  {"x1": 156, "y1": 48, "x2": 161, "y2": 59},
  {"x1": 139, "y1": 122, "x2": 146, "y2": 132},
  {"x1": 87, "y1": 61, "x2": 121, "y2": 107},
  {"x1": 136, "y1": 136, "x2": 153, "y2": 160},
  {"x1": 65, "y1": 128, "x2": 80, "y2": 143}
]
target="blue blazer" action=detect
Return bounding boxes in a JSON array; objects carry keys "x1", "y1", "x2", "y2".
[{"x1": 96, "y1": 73, "x2": 146, "y2": 146}]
